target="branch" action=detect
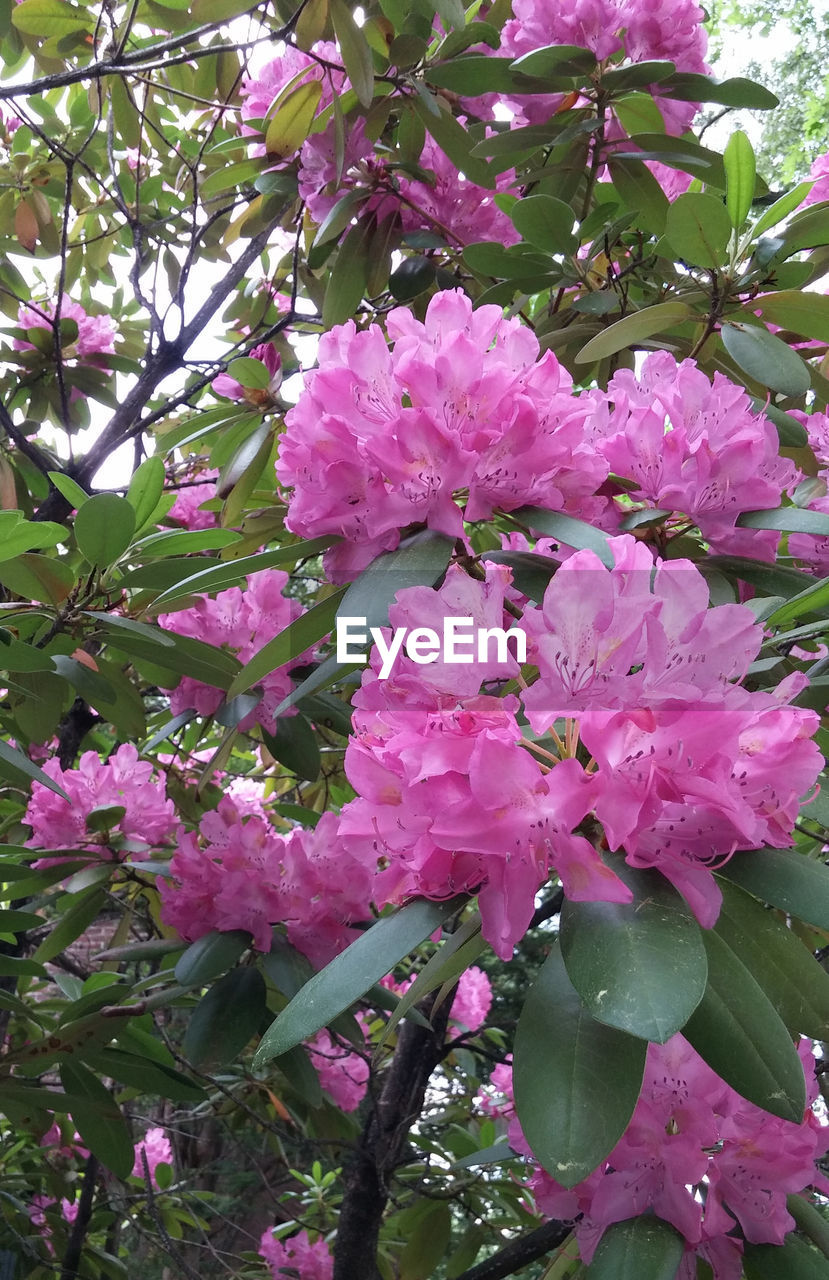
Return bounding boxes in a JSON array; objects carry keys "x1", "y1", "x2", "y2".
[
  {"x1": 452, "y1": 1219, "x2": 574, "y2": 1280},
  {"x1": 0, "y1": 401, "x2": 54, "y2": 477},
  {"x1": 59, "y1": 1154, "x2": 99, "y2": 1280}
]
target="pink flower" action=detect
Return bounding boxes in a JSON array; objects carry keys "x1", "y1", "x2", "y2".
[
  {"x1": 132, "y1": 1127, "x2": 173, "y2": 1188},
  {"x1": 25, "y1": 743, "x2": 177, "y2": 858},
  {"x1": 167, "y1": 467, "x2": 219, "y2": 530},
  {"x1": 799, "y1": 151, "x2": 829, "y2": 207},
  {"x1": 451, "y1": 966, "x2": 492, "y2": 1032},
  {"x1": 477, "y1": 1059, "x2": 514, "y2": 1118},
  {"x1": 259, "y1": 1228, "x2": 333, "y2": 1280},
  {"x1": 16, "y1": 295, "x2": 115, "y2": 362},
  {"x1": 308, "y1": 1025, "x2": 369, "y2": 1111}
]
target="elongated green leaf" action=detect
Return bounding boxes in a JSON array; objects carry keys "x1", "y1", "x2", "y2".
[
  {"x1": 588, "y1": 1216, "x2": 685, "y2": 1280},
  {"x1": 510, "y1": 43, "x2": 597, "y2": 78},
  {"x1": 253, "y1": 895, "x2": 468, "y2": 1065},
  {"x1": 60, "y1": 1061, "x2": 134, "y2": 1179},
  {"x1": 147, "y1": 539, "x2": 334, "y2": 609},
  {"x1": 560, "y1": 864, "x2": 707, "y2": 1043},
  {"x1": 50, "y1": 655, "x2": 116, "y2": 707},
  {"x1": 508, "y1": 506, "x2": 614, "y2": 566},
  {"x1": 750, "y1": 400, "x2": 808, "y2": 447},
  {"x1": 0, "y1": 553, "x2": 76, "y2": 605},
  {"x1": 575, "y1": 301, "x2": 691, "y2": 362},
  {"x1": 659, "y1": 73, "x2": 778, "y2": 109},
  {"x1": 0, "y1": 738, "x2": 69, "y2": 800},
  {"x1": 682, "y1": 929, "x2": 806, "y2": 1121},
  {"x1": 737, "y1": 506, "x2": 829, "y2": 535},
  {"x1": 74, "y1": 494, "x2": 136, "y2": 567},
  {"x1": 0, "y1": 518, "x2": 67, "y2": 562},
  {"x1": 337, "y1": 530, "x2": 454, "y2": 630},
  {"x1": 719, "y1": 848, "x2": 829, "y2": 933},
  {"x1": 766, "y1": 576, "x2": 829, "y2": 626},
  {"x1": 399, "y1": 1201, "x2": 452, "y2": 1280},
  {"x1": 262, "y1": 714, "x2": 321, "y2": 781},
  {"x1": 33, "y1": 888, "x2": 107, "y2": 964},
  {"x1": 183, "y1": 967, "x2": 266, "y2": 1067},
  {"x1": 614, "y1": 132, "x2": 726, "y2": 186},
  {"x1": 753, "y1": 291, "x2": 829, "y2": 345},
  {"x1": 13, "y1": 0, "x2": 89, "y2": 36},
  {"x1": 377, "y1": 913, "x2": 485, "y2": 1050},
  {"x1": 330, "y1": 0, "x2": 374, "y2": 107},
  {"x1": 721, "y1": 322, "x2": 811, "y2": 396},
  {"x1": 713, "y1": 876, "x2": 829, "y2": 1039},
  {"x1": 227, "y1": 587, "x2": 345, "y2": 699},
  {"x1": 513, "y1": 944, "x2": 646, "y2": 1187},
  {"x1": 752, "y1": 183, "x2": 815, "y2": 238},
  {"x1": 665, "y1": 191, "x2": 732, "y2": 265},
  {"x1": 84, "y1": 1049, "x2": 204, "y2": 1102},
  {"x1": 133, "y1": 527, "x2": 240, "y2": 556},
  {"x1": 724, "y1": 130, "x2": 756, "y2": 228},
  {"x1": 510, "y1": 194, "x2": 577, "y2": 254},
  {"x1": 744, "y1": 1236, "x2": 829, "y2": 1280},
  {"x1": 265, "y1": 80, "x2": 323, "y2": 158},
  {"x1": 322, "y1": 216, "x2": 374, "y2": 327},
  {"x1": 175, "y1": 929, "x2": 251, "y2": 987},
  {"x1": 105, "y1": 627, "x2": 239, "y2": 688},
  {"x1": 608, "y1": 157, "x2": 669, "y2": 236},
  {"x1": 126, "y1": 456, "x2": 165, "y2": 531}
]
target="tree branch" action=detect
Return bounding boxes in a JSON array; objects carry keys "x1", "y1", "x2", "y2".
[
  {"x1": 60, "y1": 1153, "x2": 99, "y2": 1280},
  {"x1": 452, "y1": 1219, "x2": 574, "y2": 1280}
]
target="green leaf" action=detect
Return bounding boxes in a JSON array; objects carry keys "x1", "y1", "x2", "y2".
[
  {"x1": 74, "y1": 494, "x2": 136, "y2": 567},
  {"x1": 724, "y1": 130, "x2": 756, "y2": 228},
  {"x1": 744, "y1": 1236, "x2": 829, "y2": 1280},
  {"x1": 607, "y1": 157, "x2": 669, "y2": 236},
  {"x1": 337, "y1": 529, "x2": 454, "y2": 630},
  {"x1": 477, "y1": 550, "x2": 557, "y2": 603},
  {"x1": 751, "y1": 183, "x2": 815, "y2": 238},
  {"x1": 84, "y1": 1049, "x2": 204, "y2": 1102},
  {"x1": 737, "y1": 505, "x2": 829, "y2": 535},
  {"x1": 721, "y1": 322, "x2": 811, "y2": 396},
  {"x1": 105, "y1": 627, "x2": 239, "y2": 689},
  {"x1": 50, "y1": 655, "x2": 116, "y2": 707},
  {"x1": 0, "y1": 737, "x2": 68, "y2": 800},
  {"x1": 427, "y1": 55, "x2": 550, "y2": 96},
  {"x1": 750, "y1": 400, "x2": 808, "y2": 448},
  {"x1": 174, "y1": 929, "x2": 251, "y2": 987},
  {"x1": 719, "y1": 848, "x2": 829, "y2": 933},
  {"x1": 226, "y1": 356, "x2": 271, "y2": 390},
  {"x1": 377, "y1": 913, "x2": 485, "y2": 1050},
  {"x1": 183, "y1": 967, "x2": 266, "y2": 1067},
  {"x1": 126, "y1": 455, "x2": 165, "y2": 532},
  {"x1": 0, "y1": 519, "x2": 67, "y2": 562},
  {"x1": 399, "y1": 1202, "x2": 452, "y2": 1280},
  {"x1": 510, "y1": 194, "x2": 577, "y2": 254},
  {"x1": 613, "y1": 91, "x2": 667, "y2": 136},
  {"x1": 587, "y1": 1216, "x2": 685, "y2": 1280},
  {"x1": 513, "y1": 944, "x2": 646, "y2": 1187},
  {"x1": 705, "y1": 555, "x2": 816, "y2": 598},
  {"x1": 664, "y1": 191, "x2": 732, "y2": 266},
  {"x1": 322, "y1": 215, "x2": 374, "y2": 327},
  {"x1": 682, "y1": 928, "x2": 806, "y2": 1121},
  {"x1": 59, "y1": 1060, "x2": 134, "y2": 1179},
  {"x1": 265, "y1": 79, "x2": 323, "y2": 158},
  {"x1": 508, "y1": 506, "x2": 614, "y2": 566},
  {"x1": 712, "y1": 877, "x2": 829, "y2": 1040},
  {"x1": 262, "y1": 714, "x2": 321, "y2": 781},
  {"x1": 613, "y1": 132, "x2": 726, "y2": 186},
  {"x1": 200, "y1": 159, "x2": 263, "y2": 197},
  {"x1": 560, "y1": 864, "x2": 707, "y2": 1043},
  {"x1": 253, "y1": 895, "x2": 468, "y2": 1065},
  {"x1": 330, "y1": 0, "x2": 375, "y2": 107},
  {"x1": 779, "y1": 203, "x2": 829, "y2": 255},
  {"x1": 752, "y1": 290, "x2": 829, "y2": 345},
  {"x1": 13, "y1": 0, "x2": 89, "y2": 36},
  {"x1": 766, "y1": 576, "x2": 829, "y2": 626},
  {"x1": 47, "y1": 471, "x2": 90, "y2": 509},
  {"x1": 413, "y1": 95, "x2": 495, "y2": 190},
  {"x1": 389, "y1": 256, "x2": 437, "y2": 300},
  {"x1": 0, "y1": 553, "x2": 75, "y2": 605},
  {"x1": 147, "y1": 540, "x2": 335, "y2": 609},
  {"x1": 659, "y1": 73, "x2": 778, "y2": 109},
  {"x1": 227, "y1": 587, "x2": 345, "y2": 699},
  {"x1": 574, "y1": 301, "x2": 691, "y2": 362},
  {"x1": 33, "y1": 888, "x2": 107, "y2": 964},
  {"x1": 133, "y1": 527, "x2": 241, "y2": 556},
  {"x1": 509, "y1": 43, "x2": 597, "y2": 78}
]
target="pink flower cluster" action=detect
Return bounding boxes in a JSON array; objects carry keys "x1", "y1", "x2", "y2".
[
  {"x1": 159, "y1": 806, "x2": 380, "y2": 964},
  {"x1": 157, "y1": 569, "x2": 307, "y2": 731},
  {"x1": 277, "y1": 290, "x2": 605, "y2": 578},
  {"x1": 259, "y1": 1227, "x2": 333, "y2": 1280},
  {"x1": 801, "y1": 151, "x2": 829, "y2": 207},
  {"x1": 515, "y1": 1034, "x2": 829, "y2": 1278},
  {"x1": 16, "y1": 295, "x2": 116, "y2": 362},
  {"x1": 308, "y1": 1021, "x2": 369, "y2": 1111},
  {"x1": 450, "y1": 965, "x2": 492, "y2": 1033},
  {"x1": 339, "y1": 542, "x2": 821, "y2": 956},
  {"x1": 132, "y1": 1127, "x2": 173, "y2": 1188},
  {"x1": 167, "y1": 467, "x2": 219, "y2": 531},
  {"x1": 785, "y1": 409, "x2": 829, "y2": 575},
  {"x1": 25, "y1": 744, "x2": 177, "y2": 858},
  {"x1": 278, "y1": 295, "x2": 797, "y2": 579}
]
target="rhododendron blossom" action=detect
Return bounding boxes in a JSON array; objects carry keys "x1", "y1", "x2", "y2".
[
  {"x1": 450, "y1": 965, "x2": 492, "y2": 1032},
  {"x1": 132, "y1": 1127, "x2": 173, "y2": 1188},
  {"x1": 167, "y1": 466, "x2": 219, "y2": 530},
  {"x1": 259, "y1": 1227, "x2": 333, "y2": 1280},
  {"x1": 277, "y1": 289, "x2": 605, "y2": 579},
  {"x1": 157, "y1": 569, "x2": 307, "y2": 730},
  {"x1": 308, "y1": 1022, "x2": 369, "y2": 1111},
  {"x1": 16, "y1": 295, "x2": 116, "y2": 362},
  {"x1": 212, "y1": 341, "x2": 281, "y2": 404},
  {"x1": 514, "y1": 1034, "x2": 829, "y2": 1275},
  {"x1": 25, "y1": 743, "x2": 177, "y2": 857}
]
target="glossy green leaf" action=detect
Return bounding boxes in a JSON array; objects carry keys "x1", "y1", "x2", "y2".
[
  {"x1": 737, "y1": 505, "x2": 829, "y2": 534},
  {"x1": 614, "y1": 132, "x2": 726, "y2": 186},
  {"x1": 607, "y1": 157, "x2": 669, "y2": 235},
  {"x1": 766, "y1": 576, "x2": 829, "y2": 626},
  {"x1": 713, "y1": 877, "x2": 829, "y2": 1039},
  {"x1": 226, "y1": 356, "x2": 271, "y2": 389},
  {"x1": 13, "y1": 0, "x2": 89, "y2": 36},
  {"x1": 513, "y1": 944, "x2": 646, "y2": 1188},
  {"x1": 613, "y1": 91, "x2": 667, "y2": 136},
  {"x1": 84, "y1": 1049, "x2": 204, "y2": 1102},
  {"x1": 337, "y1": 529, "x2": 454, "y2": 630},
  {"x1": 427, "y1": 55, "x2": 548, "y2": 96},
  {"x1": 778, "y1": 204, "x2": 829, "y2": 255},
  {"x1": 721, "y1": 322, "x2": 811, "y2": 396},
  {"x1": 0, "y1": 553, "x2": 75, "y2": 605},
  {"x1": 744, "y1": 1236, "x2": 829, "y2": 1280},
  {"x1": 50, "y1": 655, "x2": 116, "y2": 707},
  {"x1": 253, "y1": 895, "x2": 468, "y2": 1065},
  {"x1": 389, "y1": 256, "x2": 437, "y2": 300},
  {"x1": 183, "y1": 967, "x2": 267, "y2": 1067},
  {"x1": 133, "y1": 527, "x2": 240, "y2": 556},
  {"x1": 510, "y1": 194, "x2": 577, "y2": 254},
  {"x1": 175, "y1": 929, "x2": 251, "y2": 987},
  {"x1": 59, "y1": 1061, "x2": 134, "y2": 1179},
  {"x1": 33, "y1": 888, "x2": 107, "y2": 964},
  {"x1": 682, "y1": 929, "x2": 806, "y2": 1121},
  {"x1": 750, "y1": 400, "x2": 808, "y2": 447},
  {"x1": 752, "y1": 290, "x2": 829, "y2": 345},
  {"x1": 125, "y1": 455, "x2": 165, "y2": 531},
  {"x1": 724, "y1": 129, "x2": 756, "y2": 228},
  {"x1": 47, "y1": 471, "x2": 90, "y2": 510},
  {"x1": 265, "y1": 80, "x2": 323, "y2": 158},
  {"x1": 719, "y1": 848, "x2": 829, "y2": 933},
  {"x1": 575, "y1": 301, "x2": 691, "y2": 362},
  {"x1": 262, "y1": 714, "x2": 321, "y2": 781},
  {"x1": 664, "y1": 191, "x2": 731, "y2": 265},
  {"x1": 331, "y1": 0, "x2": 375, "y2": 107},
  {"x1": 510, "y1": 43, "x2": 597, "y2": 78},
  {"x1": 74, "y1": 493, "x2": 136, "y2": 567},
  {"x1": 399, "y1": 1202, "x2": 452, "y2": 1280},
  {"x1": 413, "y1": 94, "x2": 495, "y2": 190},
  {"x1": 146, "y1": 539, "x2": 334, "y2": 610},
  {"x1": 0, "y1": 738, "x2": 69, "y2": 800},
  {"x1": 659, "y1": 72, "x2": 777, "y2": 108},
  {"x1": 0, "y1": 517, "x2": 67, "y2": 562},
  {"x1": 751, "y1": 183, "x2": 815, "y2": 238},
  {"x1": 509, "y1": 506, "x2": 614, "y2": 566},
  {"x1": 588, "y1": 1216, "x2": 684, "y2": 1280},
  {"x1": 322, "y1": 216, "x2": 374, "y2": 327},
  {"x1": 560, "y1": 864, "x2": 707, "y2": 1043}
]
